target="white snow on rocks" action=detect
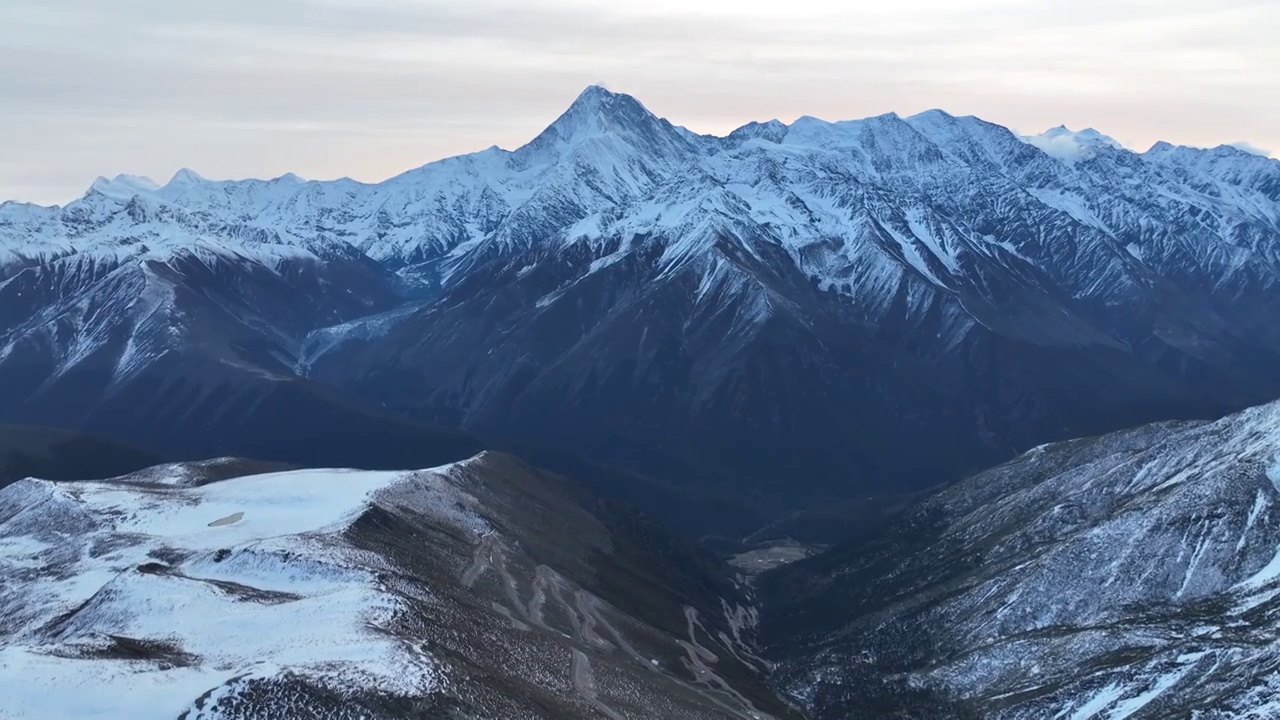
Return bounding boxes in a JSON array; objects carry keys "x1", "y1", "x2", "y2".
[{"x1": 0, "y1": 460, "x2": 490, "y2": 720}]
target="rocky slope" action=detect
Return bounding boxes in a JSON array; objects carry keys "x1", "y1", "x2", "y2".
[{"x1": 762, "y1": 399, "x2": 1280, "y2": 719}]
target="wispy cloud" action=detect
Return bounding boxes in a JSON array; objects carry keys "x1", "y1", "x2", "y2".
[
  {"x1": 1229, "y1": 141, "x2": 1272, "y2": 158},
  {"x1": 2, "y1": 0, "x2": 1276, "y2": 204}
]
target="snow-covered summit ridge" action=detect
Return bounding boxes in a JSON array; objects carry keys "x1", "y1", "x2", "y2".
[
  {"x1": 1148, "y1": 139, "x2": 1273, "y2": 159},
  {"x1": 3, "y1": 85, "x2": 1279, "y2": 323},
  {"x1": 11, "y1": 86, "x2": 1272, "y2": 209},
  {"x1": 88, "y1": 174, "x2": 161, "y2": 202},
  {"x1": 166, "y1": 167, "x2": 207, "y2": 187},
  {"x1": 525, "y1": 85, "x2": 669, "y2": 148}
]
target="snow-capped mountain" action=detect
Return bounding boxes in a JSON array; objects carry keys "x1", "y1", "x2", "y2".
[
  {"x1": 762, "y1": 397, "x2": 1280, "y2": 719},
  {"x1": 0, "y1": 182, "x2": 489, "y2": 473},
  {"x1": 0, "y1": 452, "x2": 797, "y2": 719},
  {"x1": 309, "y1": 88, "x2": 1280, "y2": 533},
  {"x1": 1020, "y1": 125, "x2": 1124, "y2": 163},
  {"x1": 2, "y1": 85, "x2": 1280, "y2": 536}
]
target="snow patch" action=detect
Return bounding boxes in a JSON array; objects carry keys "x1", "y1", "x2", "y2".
[
  {"x1": 1238, "y1": 490, "x2": 1269, "y2": 552},
  {"x1": 1062, "y1": 683, "x2": 1125, "y2": 720},
  {"x1": 1106, "y1": 660, "x2": 1198, "y2": 718}
]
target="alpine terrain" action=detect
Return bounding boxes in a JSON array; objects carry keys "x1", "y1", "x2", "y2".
[
  {"x1": 3, "y1": 84, "x2": 1280, "y2": 719},
  {"x1": 0, "y1": 452, "x2": 796, "y2": 719},
  {"x1": 3, "y1": 86, "x2": 1280, "y2": 535},
  {"x1": 763, "y1": 398, "x2": 1280, "y2": 719}
]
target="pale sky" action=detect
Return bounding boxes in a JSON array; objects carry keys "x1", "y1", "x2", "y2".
[{"x1": 3, "y1": 0, "x2": 1276, "y2": 205}]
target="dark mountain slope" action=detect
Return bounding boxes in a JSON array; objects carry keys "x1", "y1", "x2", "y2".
[
  {"x1": 761, "y1": 400, "x2": 1280, "y2": 719},
  {"x1": 0, "y1": 425, "x2": 160, "y2": 490},
  {"x1": 0, "y1": 228, "x2": 488, "y2": 474},
  {"x1": 316, "y1": 227, "x2": 1244, "y2": 537}
]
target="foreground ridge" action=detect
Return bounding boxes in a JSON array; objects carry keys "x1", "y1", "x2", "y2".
[{"x1": 0, "y1": 452, "x2": 798, "y2": 719}]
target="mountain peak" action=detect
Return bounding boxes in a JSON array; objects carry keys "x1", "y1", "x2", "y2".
[
  {"x1": 574, "y1": 84, "x2": 615, "y2": 104},
  {"x1": 1078, "y1": 127, "x2": 1118, "y2": 143},
  {"x1": 724, "y1": 119, "x2": 789, "y2": 146},
  {"x1": 1144, "y1": 140, "x2": 1274, "y2": 164},
  {"x1": 908, "y1": 108, "x2": 956, "y2": 123},
  {"x1": 1038, "y1": 125, "x2": 1119, "y2": 145},
  {"x1": 1224, "y1": 141, "x2": 1273, "y2": 158},
  {"x1": 1022, "y1": 125, "x2": 1123, "y2": 163},
  {"x1": 167, "y1": 168, "x2": 207, "y2": 187},
  {"x1": 517, "y1": 85, "x2": 689, "y2": 161},
  {"x1": 546, "y1": 85, "x2": 655, "y2": 138},
  {"x1": 87, "y1": 174, "x2": 160, "y2": 202}
]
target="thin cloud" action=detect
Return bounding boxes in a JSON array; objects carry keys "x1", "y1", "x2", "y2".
[
  {"x1": 1229, "y1": 141, "x2": 1272, "y2": 158},
  {"x1": 1, "y1": 0, "x2": 1276, "y2": 204}
]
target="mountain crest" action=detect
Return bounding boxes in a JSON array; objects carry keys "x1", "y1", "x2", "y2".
[
  {"x1": 87, "y1": 174, "x2": 160, "y2": 202},
  {"x1": 542, "y1": 86, "x2": 651, "y2": 138},
  {"x1": 724, "y1": 119, "x2": 789, "y2": 147},
  {"x1": 517, "y1": 85, "x2": 692, "y2": 161},
  {"x1": 166, "y1": 168, "x2": 207, "y2": 187},
  {"x1": 1022, "y1": 125, "x2": 1124, "y2": 163}
]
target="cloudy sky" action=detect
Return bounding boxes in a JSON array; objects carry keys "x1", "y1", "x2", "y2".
[{"x1": 4, "y1": 0, "x2": 1276, "y2": 205}]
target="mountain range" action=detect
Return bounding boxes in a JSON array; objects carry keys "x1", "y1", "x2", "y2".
[
  {"x1": 4, "y1": 85, "x2": 1279, "y2": 537},
  {"x1": 3, "y1": 85, "x2": 1280, "y2": 717}
]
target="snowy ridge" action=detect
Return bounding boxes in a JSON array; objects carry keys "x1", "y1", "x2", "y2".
[
  {"x1": 0, "y1": 452, "x2": 798, "y2": 720},
  {"x1": 5, "y1": 86, "x2": 1276, "y2": 303},
  {"x1": 1021, "y1": 125, "x2": 1124, "y2": 163},
  {"x1": 0, "y1": 187, "x2": 402, "y2": 403},
  {"x1": 0, "y1": 460, "x2": 488, "y2": 719},
  {"x1": 3, "y1": 87, "x2": 1277, "y2": 385}
]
